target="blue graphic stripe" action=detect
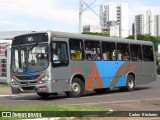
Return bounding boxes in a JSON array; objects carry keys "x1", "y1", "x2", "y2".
[
  {"x1": 95, "y1": 61, "x2": 125, "y2": 88},
  {"x1": 116, "y1": 74, "x2": 127, "y2": 87}
]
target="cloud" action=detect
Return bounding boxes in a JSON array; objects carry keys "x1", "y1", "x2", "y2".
[
  {"x1": 0, "y1": 0, "x2": 159, "y2": 33},
  {"x1": 0, "y1": 0, "x2": 79, "y2": 31}
]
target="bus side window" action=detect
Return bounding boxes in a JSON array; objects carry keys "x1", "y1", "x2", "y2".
[
  {"x1": 117, "y1": 43, "x2": 130, "y2": 61},
  {"x1": 69, "y1": 39, "x2": 84, "y2": 61},
  {"x1": 130, "y1": 44, "x2": 142, "y2": 61},
  {"x1": 51, "y1": 42, "x2": 69, "y2": 67},
  {"x1": 142, "y1": 45, "x2": 154, "y2": 61},
  {"x1": 102, "y1": 42, "x2": 115, "y2": 61},
  {"x1": 85, "y1": 40, "x2": 101, "y2": 61}
]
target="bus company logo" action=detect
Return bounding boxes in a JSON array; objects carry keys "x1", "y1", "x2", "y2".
[
  {"x1": 2, "y1": 112, "x2": 12, "y2": 117},
  {"x1": 28, "y1": 37, "x2": 33, "y2": 42},
  {"x1": 26, "y1": 81, "x2": 30, "y2": 86}
]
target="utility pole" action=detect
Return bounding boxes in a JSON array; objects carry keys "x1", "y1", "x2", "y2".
[
  {"x1": 79, "y1": 0, "x2": 83, "y2": 34},
  {"x1": 134, "y1": 19, "x2": 137, "y2": 40}
]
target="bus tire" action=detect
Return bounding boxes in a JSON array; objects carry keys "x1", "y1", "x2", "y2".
[
  {"x1": 66, "y1": 78, "x2": 84, "y2": 98},
  {"x1": 37, "y1": 93, "x2": 51, "y2": 98},
  {"x1": 120, "y1": 74, "x2": 135, "y2": 91}
]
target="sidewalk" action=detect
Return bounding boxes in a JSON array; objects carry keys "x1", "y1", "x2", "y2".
[{"x1": 0, "y1": 87, "x2": 12, "y2": 95}]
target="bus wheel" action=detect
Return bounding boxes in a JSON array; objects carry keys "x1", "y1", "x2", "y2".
[
  {"x1": 37, "y1": 93, "x2": 51, "y2": 98},
  {"x1": 66, "y1": 78, "x2": 84, "y2": 98},
  {"x1": 120, "y1": 74, "x2": 135, "y2": 91}
]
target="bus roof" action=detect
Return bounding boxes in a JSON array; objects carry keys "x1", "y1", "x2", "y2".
[
  {"x1": 12, "y1": 31, "x2": 153, "y2": 46},
  {"x1": 51, "y1": 31, "x2": 153, "y2": 46}
]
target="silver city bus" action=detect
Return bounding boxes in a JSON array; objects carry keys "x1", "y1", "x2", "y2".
[{"x1": 11, "y1": 31, "x2": 157, "y2": 97}]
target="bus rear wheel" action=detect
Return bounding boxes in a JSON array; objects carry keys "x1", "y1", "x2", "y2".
[
  {"x1": 66, "y1": 78, "x2": 84, "y2": 98},
  {"x1": 120, "y1": 74, "x2": 135, "y2": 91}
]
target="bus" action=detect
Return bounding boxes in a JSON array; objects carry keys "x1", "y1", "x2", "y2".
[{"x1": 11, "y1": 31, "x2": 157, "y2": 97}]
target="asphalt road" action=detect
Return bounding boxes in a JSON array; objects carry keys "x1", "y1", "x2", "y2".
[{"x1": 0, "y1": 76, "x2": 160, "y2": 111}]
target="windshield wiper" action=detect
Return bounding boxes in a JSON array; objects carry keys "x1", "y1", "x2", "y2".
[{"x1": 29, "y1": 43, "x2": 38, "y2": 51}]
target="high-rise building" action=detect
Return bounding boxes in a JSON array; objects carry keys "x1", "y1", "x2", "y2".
[
  {"x1": 134, "y1": 9, "x2": 160, "y2": 37},
  {"x1": 155, "y1": 15, "x2": 160, "y2": 37},
  {"x1": 100, "y1": 2, "x2": 128, "y2": 38},
  {"x1": 135, "y1": 14, "x2": 147, "y2": 35}
]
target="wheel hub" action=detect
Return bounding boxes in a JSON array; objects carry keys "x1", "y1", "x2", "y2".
[
  {"x1": 72, "y1": 83, "x2": 80, "y2": 94},
  {"x1": 128, "y1": 78, "x2": 134, "y2": 88}
]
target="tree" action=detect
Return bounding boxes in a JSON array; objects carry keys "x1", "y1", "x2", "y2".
[
  {"x1": 82, "y1": 32, "x2": 108, "y2": 37},
  {"x1": 127, "y1": 34, "x2": 159, "y2": 51}
]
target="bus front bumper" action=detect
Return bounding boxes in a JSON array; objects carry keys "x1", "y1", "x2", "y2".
[{"x1": 11, "y1": 82, "x2": 52, "y2": 94}]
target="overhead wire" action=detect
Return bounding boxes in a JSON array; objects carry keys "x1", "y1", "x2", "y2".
[
  {"x1": 92, "y1": 0, "x2": 109, "y2": 8},
  {"x1": 82, "y1": 0, "x2": 98, "y2": 12},
  {"x1": 83, "y1": 1, "x2": 104, "y2": 21}
]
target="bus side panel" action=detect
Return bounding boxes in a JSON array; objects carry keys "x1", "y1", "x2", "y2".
[
  {"x1": 70, "y1": 61, "x2": 102, "y2": 90},
  {"x1": 70, "y1": 60, "x2": 156, "y2": 91},
  {"x1": 70, "y1": 61, "x2": 130, "y2": 90},
  {"x1": 98, "y1": 61, "x2": 126, "y2": 88},
  {"x1": 130, "y1": 62, "x2": 143, "y2": 85},
  {"x1": 142, "y1": 62, "x2": 157, "y2": 84},
  {"x1": 51, "y1": 66, "x2": 71, "y2": 92}
]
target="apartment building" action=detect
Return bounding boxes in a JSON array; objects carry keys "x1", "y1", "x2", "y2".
[{"x1": 100, "y1": 2, "x2": 128, "y2": 38}]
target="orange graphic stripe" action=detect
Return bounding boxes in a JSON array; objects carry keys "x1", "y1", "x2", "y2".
[{"x1": 87, "y1": 63, "x2": 103, "y2": 90}]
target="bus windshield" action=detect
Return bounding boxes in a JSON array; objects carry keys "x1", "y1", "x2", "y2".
[{"x1": 11, "y1": 43, "x2": 49, "y2": 73}]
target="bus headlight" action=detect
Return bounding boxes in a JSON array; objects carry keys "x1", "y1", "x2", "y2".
[
  {"x1": 11, "y1": 78, "x2": 17, "y2": 85},
  {"x1": 39, "y1": 74, "x2": 51, "y2": 84}
]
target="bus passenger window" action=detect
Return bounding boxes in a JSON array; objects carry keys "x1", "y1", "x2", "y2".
[
  {"x1": 69, "y1": 39, "x2": 84, "y2": 61},
  {"x1": 124, "y1": 52, "x2": 129, "y2": 61},
  {"x1": 75, "y1": 50, "x2": 82, "y2": 60},
  {"x1": 51, "y1": 42, "x2": 69, "y2": 66},
  {"x1": 130, "y1": 44, "x2": 142, "y2": 61},
  {"x1": 71, "y1": 53, "x2": 75, "y2": 60},
  {"x1": 53, "y1": 49, "x2": 60, "y2": 63},
  {"x1": 86, "y1": 53, "x2": 92, "y2": 60},
  {"x1": 117, "y1": 43, "x2": 130, "y2": 61},
  {"x1": 85, "y1": 40, "x2": 101, "y2": 61},
  {"x1": 142, "y1": 45, "x2": 154, "y2": 61},
  {"x1": 95, "y1": 52, "x2": 101, "y2": 60},
  {"x1": 102, "y1": 42, "x2": 115, "y2": 61}
]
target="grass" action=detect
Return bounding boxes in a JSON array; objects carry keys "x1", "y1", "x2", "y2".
[
  {"x1": 0, "y1": 105, "x2": 109, "y2": 120},
  {"x1": 0, "y1": 104, "x2": 108, "y2": 111},
  {"x1": 0, "y1": 82, "x2": 10, "y2": 87}
]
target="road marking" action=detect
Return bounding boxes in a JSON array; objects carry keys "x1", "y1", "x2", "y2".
[
  {"x1": 0, "y1": 95, "x2": 16, "y2": 97},
  {"x1": 67, "y1": 97, "x2": 160, "y2": 106},
  {"x1": 66, "y1": 93, "x2": 130, "y2": 100},
  {"x1": 83, "y1": 93, "x2": 130, "y2": 98},
  {"x1": 0, "y1": 93, "x2": 35, "y2": 97}
]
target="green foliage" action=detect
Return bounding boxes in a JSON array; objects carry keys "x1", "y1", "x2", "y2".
[
  {"x1": 0, "y1": 105, "x2": 108, "y2": 111},
  {"x1": 127, "y1": 34, "x2": 159, "y2": 51},
  {"x1": 0, "y1": 105, "x2": 109, "y2": 118},
  {"x1": 82, "y1": 32, "x2": 108, "y2": 36},
  {"x1": 0, "y1": 82, "x2": 10, "y2": 87}
]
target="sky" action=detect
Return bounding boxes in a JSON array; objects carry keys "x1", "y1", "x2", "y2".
[{"x1": 0, "y1": 0, "x2": 160, "y2": 34}]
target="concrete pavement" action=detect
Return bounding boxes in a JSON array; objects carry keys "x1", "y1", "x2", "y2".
[{"x1": 0, "y1": 87, "x2": 11, "y2": 95}]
